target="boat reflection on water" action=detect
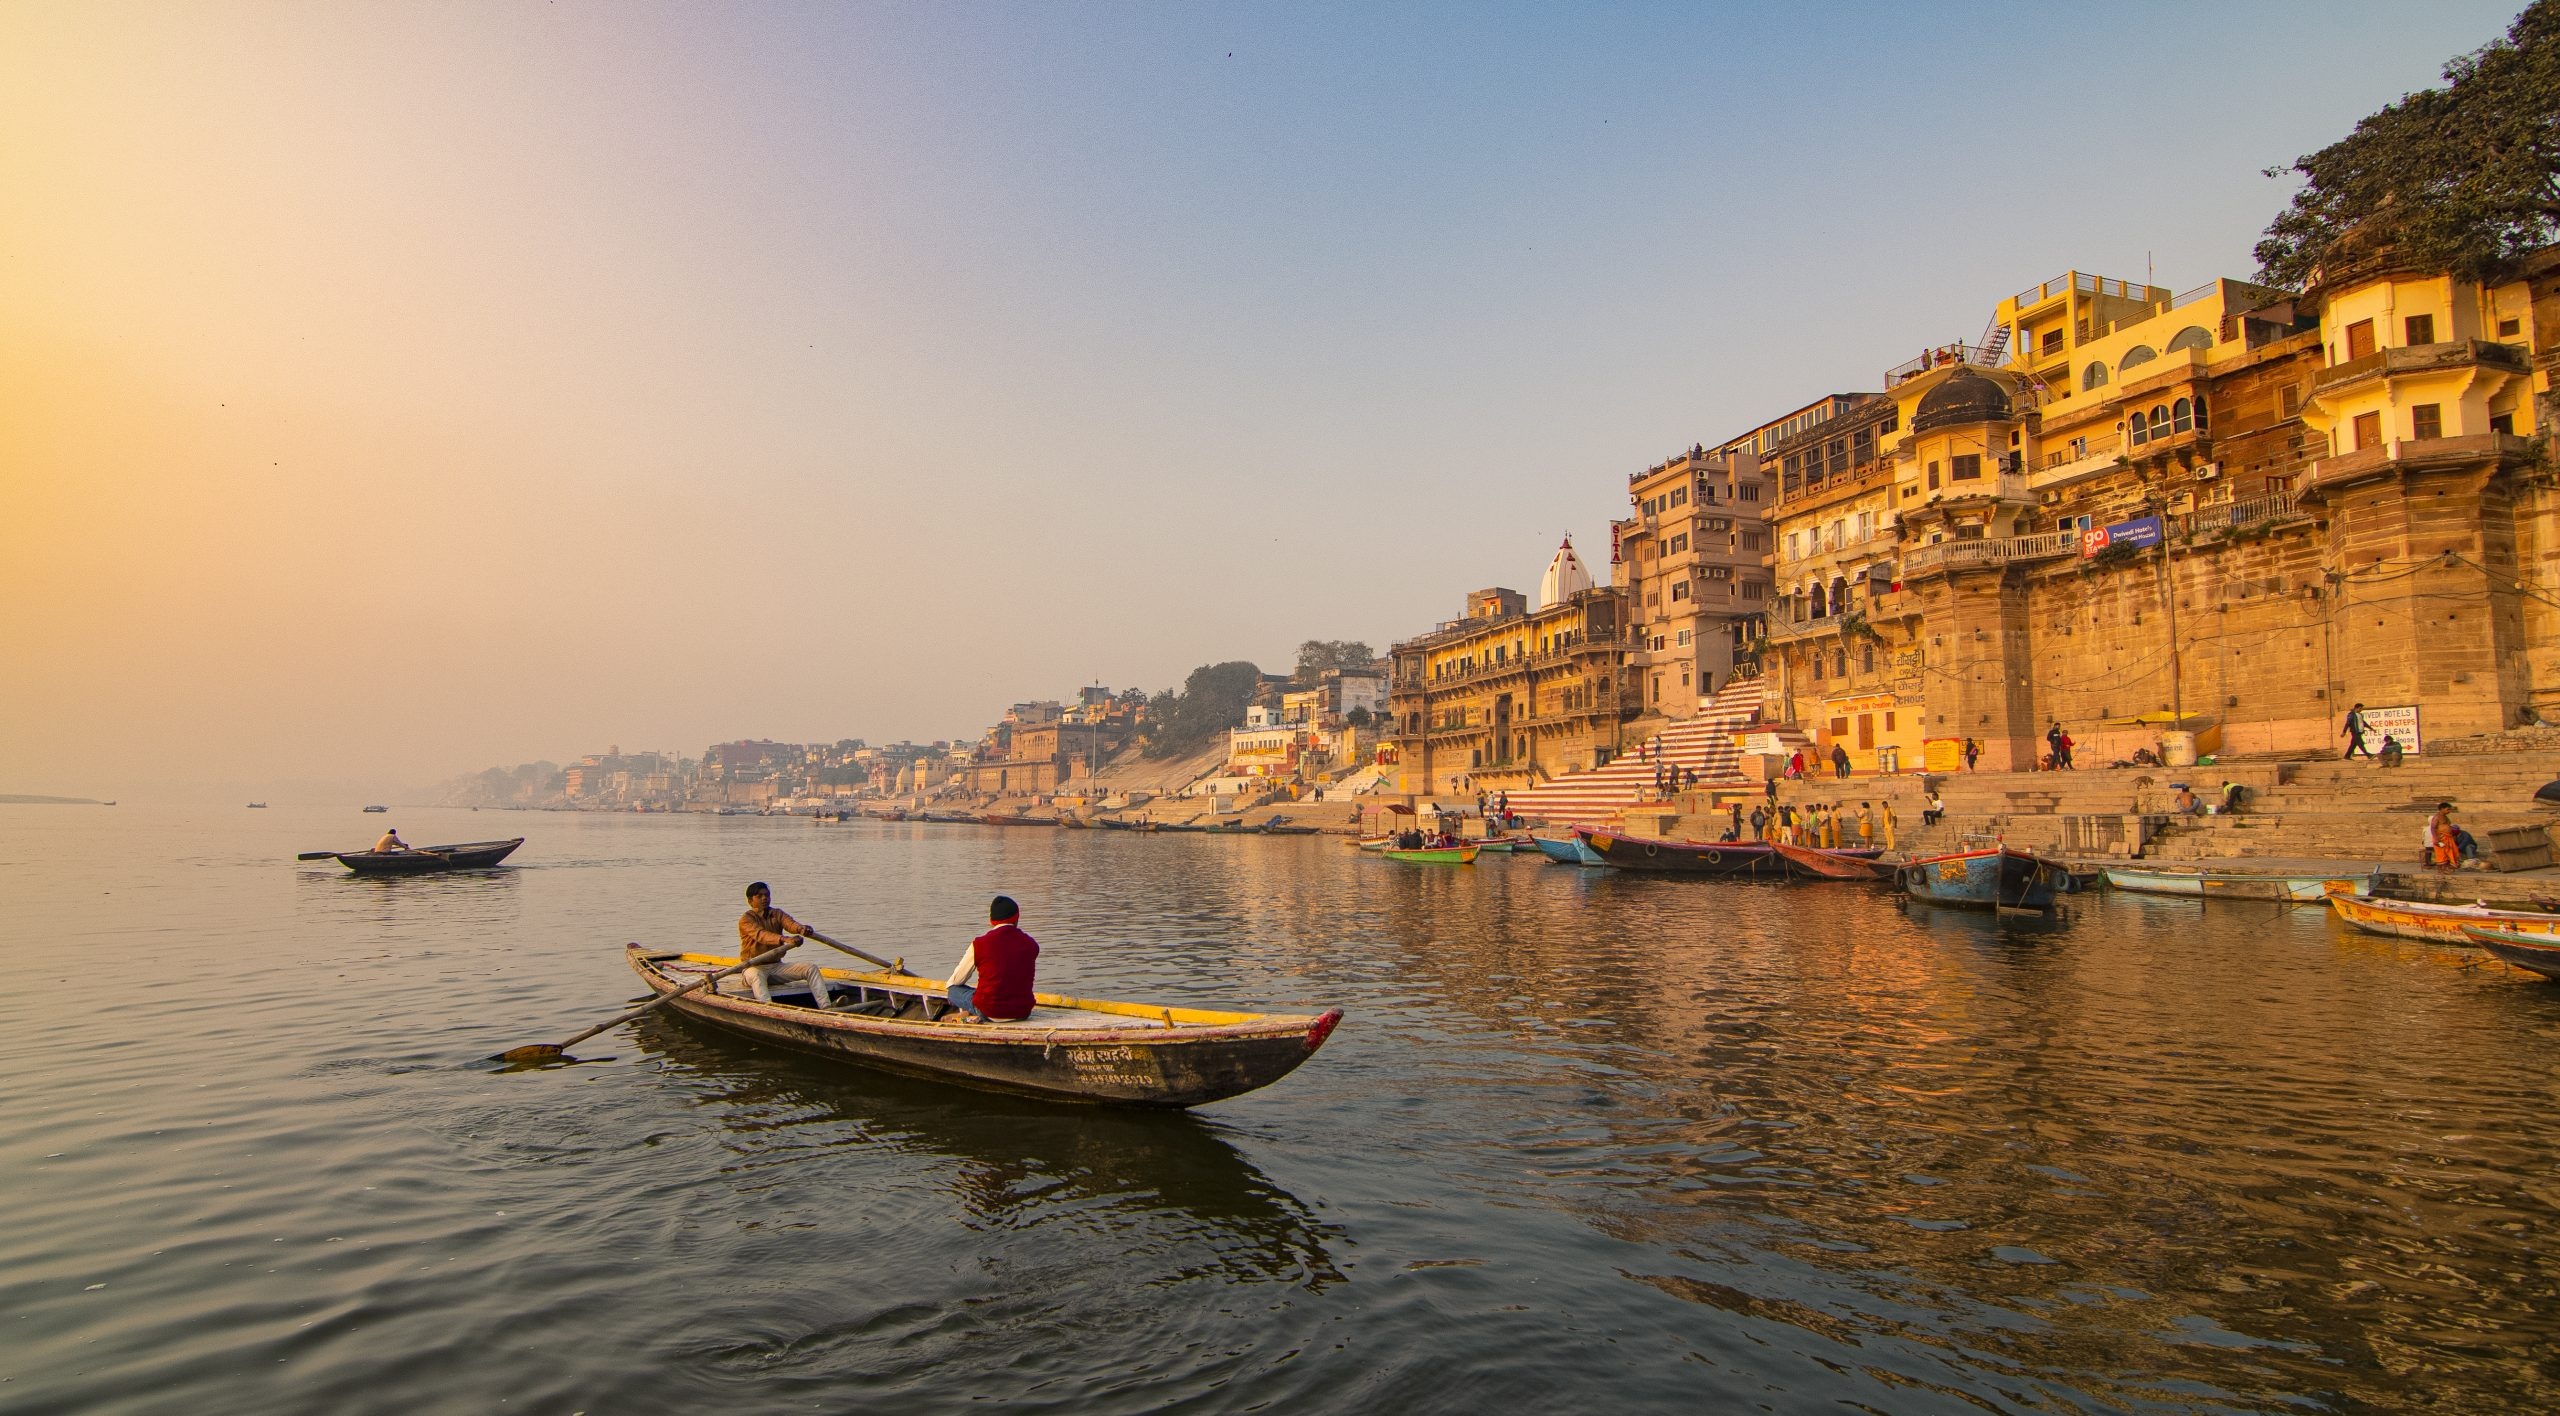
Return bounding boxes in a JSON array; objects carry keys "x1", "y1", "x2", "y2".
[{"x1": 627, "y1": 1014, "x2": 1345, "y2": 1291}]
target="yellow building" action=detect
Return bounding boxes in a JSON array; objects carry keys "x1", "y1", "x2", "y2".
[{"x1": 1387, "y1": 583, "x2": 1633, "y2": 797}]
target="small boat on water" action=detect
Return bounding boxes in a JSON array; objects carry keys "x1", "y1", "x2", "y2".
[
  {"x1": 1530, "y1": 833, "x2": 1609, "y2": 865},
  {"x1": 362, "y1": 804, "x2": 388, "y2": 814},
  {"x1": 247, "y1": 802, "x2": 267, "y2": 809},
  {"x1": 2324, "y1": 887, "x2": 2560, "y2": 945},
  {"x1": 2106, "y1": 867, "x2": 2375, "y2": 902},
  {"x1": 1378, "y1": 844, "x2": 1479, "y2": 865},
  {"x1": 1771, "y1": 841, "x2": 1892, "y2": 881},
  {"x1": 327, "y1": 838, "x2": 524, "y2": 875},
  {"x1": 2459, "y1": 926, "x2": 2560, "y2": 980},
  {"x1": 1898, "y1": 846, "x2": 2069, "y2": 911},
  {"x1": 627, "y1": 946, "x2": 1341, "y2": 1107},
  {"x1": 1574, "y1": 829, "x2": 1788, "y2": 878}
]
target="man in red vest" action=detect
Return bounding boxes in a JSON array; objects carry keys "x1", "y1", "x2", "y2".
[{"x1": 943, "y1": 895, "x2": 1039, "y2": 1022}]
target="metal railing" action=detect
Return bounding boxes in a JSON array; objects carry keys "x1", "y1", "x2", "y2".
[
  {"x1": 1902, "y1": 529, "x2": 2079, "y2": 574},
  {"x1": 1884, "y1": 342, "x2": 2005, "y2": 387}
]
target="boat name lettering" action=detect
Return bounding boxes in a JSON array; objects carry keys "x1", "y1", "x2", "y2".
[{"x1": 1935, "y1": 859, "x2": 1971, "y2": 883}]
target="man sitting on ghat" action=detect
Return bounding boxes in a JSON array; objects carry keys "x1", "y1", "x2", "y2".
[
  {"x1": 943, "y1": 895, "x2": 1039, "y2": 1023},
  {"x1": 735, "y1": 881, "x2": 835, "y2": 1008}
]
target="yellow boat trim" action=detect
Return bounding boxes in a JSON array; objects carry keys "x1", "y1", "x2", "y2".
[{"x1": 665, "y1": 952, "x2": 1268, "y2": 1026}]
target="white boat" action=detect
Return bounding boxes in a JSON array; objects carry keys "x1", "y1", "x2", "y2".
[{"x1": 2106, "y1": 867, "x2": 2374, "y2": 902}]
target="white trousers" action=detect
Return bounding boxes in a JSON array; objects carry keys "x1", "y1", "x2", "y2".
[{"x1": 739, "y1": 960, "x2": 832, "y2": 1007}]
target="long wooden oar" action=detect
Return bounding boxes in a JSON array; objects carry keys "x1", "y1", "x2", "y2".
[
  {"x1": 494, "y1": 943, "x2": 792, "y2": 1064},
  {"x1": 297, "y1": 847, "x2": 451, "y2": 862},
  {"x1": 798, "y1": 928, "x2": 918, "y2": 978}
]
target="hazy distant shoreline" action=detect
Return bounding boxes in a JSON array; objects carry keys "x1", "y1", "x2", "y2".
[{"x1": 0, "y1": 795, "x2": 104, "y2": 805}]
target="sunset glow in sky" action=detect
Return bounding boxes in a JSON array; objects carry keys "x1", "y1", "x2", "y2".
[{"x1": 0, "y1": 2, "x2": 2524, "y2": 800}]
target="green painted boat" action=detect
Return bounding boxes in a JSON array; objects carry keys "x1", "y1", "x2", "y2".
[{"x1": 1378, "y1": 844, "x2": 1479, "y2": 865}]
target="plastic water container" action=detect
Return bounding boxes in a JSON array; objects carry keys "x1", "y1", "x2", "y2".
[{"x1": 2161, "y1": 731, "x2": 2198, "y2": 767}]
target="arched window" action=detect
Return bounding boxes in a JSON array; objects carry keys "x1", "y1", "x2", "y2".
[
  {"x1": 2194, "y1": 398, "x2": 2209, "y2": 434},
  {"x1": 2171, "y1": 397, "x2": 2193, "y2": 433},
  {"x1": 2128, "y1": 410, "x2": 2149, "y2": 446},
  {"x1": 2165, "y1": 325, "x2": 2212, "y2": 354},
  {"x1": 2083, "y1": 362, "x2": 2109, "y2": 391},
  {"x1": 2119, "y1": 345, "x2": 2158, "y2": 373},
  {"x1": 1832, "y1": 648, "x2": 1848, "y2": 678},
  {"x1": 2150, "y1": 404, "x2": 2169, "y2": 432},
  {"x1": 1861, "y1": 643, "x2": 1876, "y2": 673}
]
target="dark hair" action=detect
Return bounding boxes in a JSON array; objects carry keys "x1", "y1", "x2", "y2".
[
  {"x1": 990, "y1": 895, "x2": 1019, "y2": 921},
  {"x1": 746, "y1": 881, "x2": 770, "y2": 900}
]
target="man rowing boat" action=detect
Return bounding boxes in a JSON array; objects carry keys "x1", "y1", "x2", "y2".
[
  {"x1": 736, "y1": 881, "x2": 836, "y2": 1008},
  {"x1": 943, "y1": 895, "x2": 1039, "y2": 1023},
  {"x1": 373, "y1": 827, "x2": 412, "y2": 852}
]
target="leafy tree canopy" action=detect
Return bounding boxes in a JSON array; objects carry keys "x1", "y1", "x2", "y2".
[
  {"x1": 1294, "y1": 639, "x2": 1376, "y2": 679},
  {"x1": 2256, "y1": 1, "x2": 2560, "y2": 289},
  {"x1": 1140, "y1": 660, "x2": 1264, "y2": 759}
]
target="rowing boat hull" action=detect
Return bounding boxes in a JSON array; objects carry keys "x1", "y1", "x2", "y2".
[
  {"x1": 628, "y1": 948, "x2": 1341, "y2": 1108},
  {"x1": 1771, "y1": 841, "x2": 1892, "y2": 880},
  {"x1": 334, "y1": 838, "x2": 523, "y2": 874},
  {"x1": 1898, "y1": 847, "x2": 2067, "y2": 910},
  {"x1": 2107, "y1": 867, "x2": 2373, "y2": 902},
  {"x1": 2460, "y1": 927, "x2": 2560, "y2": 979},
  {"x1": 2325, "y1": 888, "x2": 2560, "y2": 945},
  {"x1": 1575, "y1": 830, "x2": 1787, "y2": 878}
]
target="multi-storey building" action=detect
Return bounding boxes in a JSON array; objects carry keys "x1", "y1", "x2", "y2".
[
  {"x1": 1387, "y1": 577, "x2": 1634, "y2": 798},
  {"x1": 1755, "y1": 250, "x2": 2557, "y2": 771},
  {"x1": 1609, "y1": 445, "x2": 1775, "y2": 720}
]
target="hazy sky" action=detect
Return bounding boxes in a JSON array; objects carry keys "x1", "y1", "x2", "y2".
[{"x1": 0, "y1": 1, "x2": 2524, "y2": 800}]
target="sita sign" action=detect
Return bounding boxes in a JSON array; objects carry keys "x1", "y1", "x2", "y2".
[{"x1": 2081, "y1": 515, "x2": 2164, "y2": 558}]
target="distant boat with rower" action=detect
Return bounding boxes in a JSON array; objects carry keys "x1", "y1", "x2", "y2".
[{"x1": 299, "y1": 838, "x2": 525, "y2": 875}]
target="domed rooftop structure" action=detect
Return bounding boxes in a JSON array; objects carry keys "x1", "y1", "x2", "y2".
[
  {"x1": 1538, "y1": 535, "x2": 1592, "y2": 610},
  {"x1": 1912, "y1": 367, "x2": 2013, "y2": 435}
]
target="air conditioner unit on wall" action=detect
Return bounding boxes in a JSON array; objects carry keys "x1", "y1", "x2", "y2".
[{"x1": 2196, "y1": 462, "x2": 2222, "y2": 481}]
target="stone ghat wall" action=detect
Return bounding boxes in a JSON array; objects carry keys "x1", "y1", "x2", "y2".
[{"x1": 2013, "y1": 522, "x2": 2338, "y2": 760}]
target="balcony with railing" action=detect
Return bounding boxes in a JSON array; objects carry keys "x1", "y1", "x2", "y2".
[{"x1": 1902, "y1": 529, "x2": 2080, "y2": 576}]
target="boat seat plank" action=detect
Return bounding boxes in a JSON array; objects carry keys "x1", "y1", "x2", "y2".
[{"x1": 657, "y1": 960, "x2": 1186, "y2": 1029}]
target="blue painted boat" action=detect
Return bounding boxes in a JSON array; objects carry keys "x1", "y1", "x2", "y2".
[
  {"x1": 1898, "y1": 846, "x2": 2069, "y2": 911},
  {"x1": 1531, "y1": 834, "x2": 1608, "y2": 866}
]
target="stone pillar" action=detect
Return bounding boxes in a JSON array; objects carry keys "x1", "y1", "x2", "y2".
[
  {"x1": 2320, "y1": 459, "x2": 2533, "y2": 737},
  {"x1": 1916, "y1": 567, "x2": 2038, "y2": 769}
]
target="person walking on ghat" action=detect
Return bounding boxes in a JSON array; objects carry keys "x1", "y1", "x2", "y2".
[
  {"x1": 1831, "y1": 743, "x2": 1852, "y2": 780},
  {"x1": 943, "y1": 895, "x2": 1040, "y2": 1023},
  {"x1": 1764, "y1": 776, "x2": 1779, "y2": 810},
  {"x1": 736, "y1": 881, "x2": 835, "y2": 1008},
  {"x1": 2342, "y1": 703, "x2": 2371, "y2": 759},
  {"x1": 1962, "y1": 737, "x2": 1980, "y2": 772},
  {"x1": 1749, "y1": 804, "x2": 1768, "y2": 841}
]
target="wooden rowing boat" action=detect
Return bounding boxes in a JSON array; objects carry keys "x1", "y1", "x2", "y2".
[
  {"x1": 627, "y1": 946, "x2": 1342, "y2": 1107},
  {"x1": 2458, "y1": 926, "x2": 2560, "y2": 980},
  {"x1": 1574, "y1": 829, "x2": 1787, "y2": 878},
  {"x1": 330, "y1": 838, "x2": 524, "y2": 875},
  {"x1": 1378, "y1": 844, "x2": 1478, "y2": 864},
  {"x1": 1770, "y1": 840, "x2": 1892, "y2": 880},
  {"x1": 2106, "y1": 866, "x2": 2374, "y2": 902},
  {"x1": 2324, "y1": 886, "x2": 2560, "y2": 945},
  {"x1": 1897, "y1": 846, "x2": 2068, "y2": 910},
  {"x1": 1529, "y1": 834, "x2": 1606, "y2": 865}
]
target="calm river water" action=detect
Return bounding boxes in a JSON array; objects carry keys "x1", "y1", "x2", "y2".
[{"x1": 5, "y1": 806, "x2": 2559, "y2": 1413}]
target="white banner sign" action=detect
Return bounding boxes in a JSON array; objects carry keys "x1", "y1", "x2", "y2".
[{"x1": 2360, "y1": 704, "x2": 2423, "y2": 755}]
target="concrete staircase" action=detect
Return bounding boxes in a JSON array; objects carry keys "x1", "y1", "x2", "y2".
[
  {"x1": 1503, "y1": 676, "x2": 1790, "y2": 826},
  {"x1": 2140, "y1": 752, "x2": 2560, "y2": 868}
]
